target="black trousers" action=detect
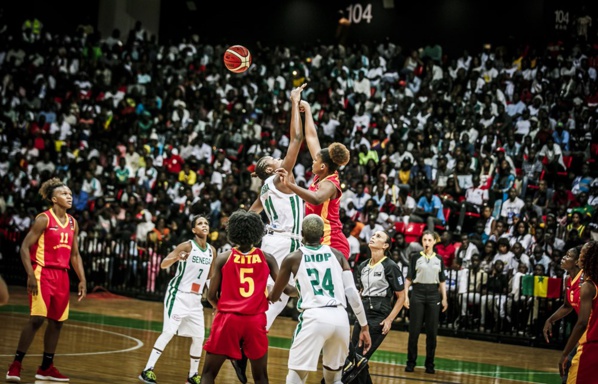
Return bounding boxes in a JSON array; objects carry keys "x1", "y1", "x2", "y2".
[
  {"x1": 407, "y1": 284, "x2": 441, "y2": 369},
  {"x1": 349, "y1": 299, "x2": 391, "y2": 384}
]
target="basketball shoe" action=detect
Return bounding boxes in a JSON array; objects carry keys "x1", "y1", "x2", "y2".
[
  {"x1": 35, "y1": 364, "x2": 69, "y2": 381},
  {"x1": 6, "y1": 361, "x2": 21, "y2": 383}
]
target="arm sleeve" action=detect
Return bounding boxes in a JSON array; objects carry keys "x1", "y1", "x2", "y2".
[{"x1": 343, "y1": 270, "x2": 368, "y2": 327}]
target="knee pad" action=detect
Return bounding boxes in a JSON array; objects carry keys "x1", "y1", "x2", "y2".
[{"x1": 286, "y1": 369, "x2": 308, "y2": 384}]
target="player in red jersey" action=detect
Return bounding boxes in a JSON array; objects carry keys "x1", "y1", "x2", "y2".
[
  {"x1": 543, "y1": 245, "x2": 583, "y2": 383},
  {"x1": 276, "y1": 99, "x2": 351, "y2": 259},
  {"x1": 544, "y1": 245, "x2": 584, "y2": 339},
  {"x1": 560, "y1": 241, "x2": 598, "y2": 383},
  {"x1": 200, "y1": 210, "x2": 296, "y2": 384},
  {"x1": 6, "y1": 178, "x2": 87, "y2": 383}
]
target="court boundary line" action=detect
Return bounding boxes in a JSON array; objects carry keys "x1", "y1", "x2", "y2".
[{"x1": 0, "y1": 324, "x2": 144, "y2": 357}]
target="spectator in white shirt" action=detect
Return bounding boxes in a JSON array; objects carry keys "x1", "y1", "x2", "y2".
[
  {"x1": 500, "y1": 188, "x2": 525, "y2": 226},
  {"x1": 82, "y1": 169, "x2": 103, "y2": 200},
  {"x1": 359, "y1": 214, "x2": 385, "y2": 244},
  {"x1": 320, "y1": 111, "x2": 341, "y2": 140},
  {"x1": 492, "y1": 238, "x2": 514, "y2": 276},
  {"x1": 49, "y1": 113, "x2": 72, "y2": 141}
]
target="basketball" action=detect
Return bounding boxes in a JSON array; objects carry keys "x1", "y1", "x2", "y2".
[{"x1": 223, "y1": 45, "x2": 252, "y2": 73}]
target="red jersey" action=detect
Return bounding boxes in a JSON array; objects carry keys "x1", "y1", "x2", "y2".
[
  {"x1": 569, "y1": 280, "x2": 598, "y2": 383},
  {"x1": 305, "y1": 172, "x2": 350, "y2": 258},
  {"x1": 30, "y1": 209, "x2": 75, "y2": 269},
  {"x1": 217, "y1": 247, "x2": 270, "y2": 315},
  {"x1": 567, "y1": 270, "x2": 584, "y2": 315},
  {"x1": 579, "y1": 281, "x2": 598, "y2": 346}
]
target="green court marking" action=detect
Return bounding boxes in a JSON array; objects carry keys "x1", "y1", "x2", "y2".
[{"x1": 1, "y1": 305, "x2": 561, "y2": 383}]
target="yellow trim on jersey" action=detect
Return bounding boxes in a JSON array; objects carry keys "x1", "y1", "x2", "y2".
[
  {"x1": 369, "y1": 256, "x2": 387, "y2": 268},
  {"x1": 35, "y1": 213, "x2": 49, "y2": 266},
  {"x1": 30, "y1": 266, "x2": 47, "y2": 317},
  {"x1": 49, "y1": 208, "x2": 69, "y2": 228},
  {"x1": 321, "y1": 201, "x2": 332, "y2": 245}
]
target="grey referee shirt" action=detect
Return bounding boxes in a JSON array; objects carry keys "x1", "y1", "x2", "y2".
[
  {"x1": 357, "y1": 257, "x2": 404, "y2": 297},
  {"x1": 407, "y1": 251, "x2": 446, "y2": 284}
]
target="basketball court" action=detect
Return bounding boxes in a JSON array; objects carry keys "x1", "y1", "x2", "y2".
[{"x1": 0, "y1": 286, "x2": 562, "y2": 383}]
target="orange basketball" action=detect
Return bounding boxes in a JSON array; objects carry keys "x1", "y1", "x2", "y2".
[{"x1": 223, "y1": 45, "x2": 252, "y2": 73}]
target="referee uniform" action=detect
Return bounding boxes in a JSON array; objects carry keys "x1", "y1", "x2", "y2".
[
  {"x1": 353, "y1": 257, "x2": 404, "y2": 356},
  {"x1": 406, "y1": 251, "x2": 446, "y2": 372}
]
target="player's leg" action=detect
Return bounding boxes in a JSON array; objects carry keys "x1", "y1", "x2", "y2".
[
  {"x1": 286, "y1": 369, "x2": 308, "y2": 384},
  {"x1": 322, "y1": 310, "x2": 350, "y2": 384},
  {"x1": 248, "y1": 353, "x2": 269, "y2": 384},
  {"x1": 199, "y1": 353, "x2": 228, "y2": 384},
  {"x1": 179, "y1": 295, "x2": 205, "y2": 383},
  {"x1": 242, "y1": 313, "x2": 270, "y2": 384}
]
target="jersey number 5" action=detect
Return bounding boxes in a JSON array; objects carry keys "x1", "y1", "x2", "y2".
[
  {"x1": 307, "y1": 268, "x2": 334, "y2": 296},
  {"x1": 239, "y1": 268, "x2": 255, "y2": 297}
]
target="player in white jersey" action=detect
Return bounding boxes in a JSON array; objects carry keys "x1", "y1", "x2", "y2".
[
  {"x1": 256, "y1": 174, "x2": 303, "y2": 322},
  {"x1": 269, "y1": 214, "x2": 371, "y2": 384},
  {"x1": 226, "y1": 84, "x2": 306, "y2": 383},
  {"x1": 139, "y1": 215, "x2": 216, "y2": 384}
]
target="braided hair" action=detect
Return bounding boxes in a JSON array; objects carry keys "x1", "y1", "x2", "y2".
[
  {"x1": 252, "y1": 156, "x2": 274, "y2": 181},
  {"x1": 39, "y1": 178, "x2": 66, "y2": 203}
]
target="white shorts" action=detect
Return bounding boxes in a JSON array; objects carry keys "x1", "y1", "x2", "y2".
[
  {"x1": 262, "y1": 233, "x2": 299, "y2": 330},
  {"x1": 163, "y1": 291, "x2": 204, "y2": 338},
  {"x1": 261, "y1": 233, "x2": 300, "y2": 266},
  {"x1": 288, "y1": 306, "x2": 350, "y2": 371}
]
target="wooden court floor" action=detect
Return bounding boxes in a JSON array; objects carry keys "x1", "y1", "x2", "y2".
[{"x1": 0, "y1": 286, "x2": 562, "y2": 384}]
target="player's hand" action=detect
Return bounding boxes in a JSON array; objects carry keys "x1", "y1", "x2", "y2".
[
  {"x1": 78, "y1": 281, "x2": 87, "y2": 302},
  {"x1": 27, "y1": 274, "x2": 38, "y2": 296},
  {"x1": 543, "y1": 320, "x2": 553, "y2": 343},
  {"x1": 275, "y1": 168, "x2": 290, "y2": 186},
  {"x1": 290, "y1": 83, "x2": 306, "y2": 104},
  {"x1": 358, "y1": 325, "x2": 372, "y2": 355},
  {"x1": 178, "y1": 251, "x2": 190, "y2": 261},
  {"x1": 559, "y1": 353, "x2": 569, "y2": 377},
  {"x1": 299, "y1": 99, "x2": 311, "y2": 113}
]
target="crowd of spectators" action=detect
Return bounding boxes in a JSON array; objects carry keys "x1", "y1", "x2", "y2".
[{"x1": 1, "y1": 13, "x2": 598, "y2": 313}]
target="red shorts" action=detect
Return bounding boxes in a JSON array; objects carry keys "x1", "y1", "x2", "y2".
[
  {"x1": 30, "y1": 265, "x2": 70, "y2": 321},
  {"x1": 203, "y1": 312, "x2": 268, "y2": 360}
]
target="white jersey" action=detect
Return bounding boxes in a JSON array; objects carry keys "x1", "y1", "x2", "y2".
[
  {"x1": 295, "y1": 244, "x2": 346, "y2": 311},
  {"x1": 166, "y1": 240, "x2": 213, "y2": 298},
  {"x1": 259, "y1": 175, "x2": 303, "y2": 238}
]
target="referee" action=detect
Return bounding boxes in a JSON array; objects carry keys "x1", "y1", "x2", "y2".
[
  {"x1": 346, "y1": 230, "x2": 405, "y2": 383},
  {"x1": 404, "y1": 230, "x2": 448, "y2": 375}
]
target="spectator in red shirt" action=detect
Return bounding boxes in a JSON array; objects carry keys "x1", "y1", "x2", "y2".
[
  {"x1": 162, "y1": 147, "x2": 184, "y2": 175},
  {"x1": 435, "y1": 231, "x2": 456, "y2": 268},
  {"x1": 29, "y1": 114, "x2": 50, "y2": 136}
]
